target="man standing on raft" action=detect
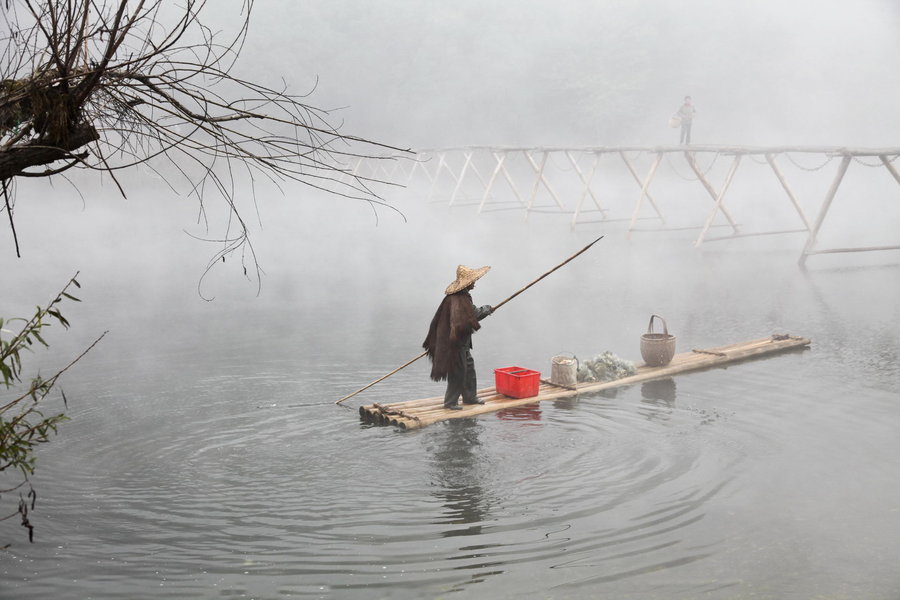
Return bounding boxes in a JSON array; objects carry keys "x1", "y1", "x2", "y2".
[{"x1": 423, "y1": 265, "x2": 494, "y2": 410}]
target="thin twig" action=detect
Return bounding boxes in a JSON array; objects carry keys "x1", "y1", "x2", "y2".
[{"x1": 2, "y1": 179, "x2": 19, "y2": 257}]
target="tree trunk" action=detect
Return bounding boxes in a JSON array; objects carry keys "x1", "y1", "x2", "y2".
[{"x1": 0, "y1": 124, "x2": 98, "y2": 180}]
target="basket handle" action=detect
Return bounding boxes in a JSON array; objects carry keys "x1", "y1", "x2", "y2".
[{"x1": 647, "y1": 314, "x2": 669, "y2": 335}]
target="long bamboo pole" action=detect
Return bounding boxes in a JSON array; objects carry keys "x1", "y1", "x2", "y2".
[
  {"x1": 489, "y1": 235, "x2": 604, "y2": 312},
  {"x1": 335, "y1": 351, "x2": 428, "y2": 405},
  {"x1": 335, "y1": 235, "x2": 604, "y2": 404}
]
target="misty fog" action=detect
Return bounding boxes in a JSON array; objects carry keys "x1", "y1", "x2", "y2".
[{"x1": 242, "y1": 0, "x2": 900, "y2": 148}]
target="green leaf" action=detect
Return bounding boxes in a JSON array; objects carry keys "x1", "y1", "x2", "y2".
[
  {"x1": 61, "y1": 292, "x2": 81, "y2": 302},
  {"x1": 47, "y1": 310, "x2": 70, "y2": 329},
  {"x1": 32, "y1": 331, "x2": 48, "y2": 348},
  {"x1": 0, "y1": 361, "x2": 13, "y2": 386}
]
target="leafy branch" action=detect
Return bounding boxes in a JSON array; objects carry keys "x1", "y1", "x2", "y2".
[{"x1": 0, "y1": 272, "x2": 105, "y2": 545}]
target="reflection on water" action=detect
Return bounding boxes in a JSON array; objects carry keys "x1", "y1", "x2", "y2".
[
  {"x1": 640, "y1": 377, "x2": 677, "y2": 421},
  {"x1": 551, "y1": 396, "x2": 579, "y2": 411},
  {"x1": 430, "y1": 419, "x2": 488, "y2": 537},
  {"x1": 426, "y1": 419, "x2": 509, "y2": 594},
  {"x1": 642, "y1": 377, "x2": 677, "y2": 405},
  {"x1": 495, "y1": 404, "x2": 543, "y2": 423}
]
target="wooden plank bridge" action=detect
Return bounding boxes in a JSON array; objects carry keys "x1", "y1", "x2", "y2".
[
  {"x1": 350, "y1": 145, "x2": 900, "y2": 264},
  {"x1": 359, "y1": 334, "x2": 811, "y2": 430}
]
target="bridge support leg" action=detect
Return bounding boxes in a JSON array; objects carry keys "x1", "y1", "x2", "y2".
[
  {"x1": 387, "y1": 157, "x2": 405, "y2": 183},
  {"x1": 568, "y1": 150, "x2": 604, "y2": 227},
  {"x1": 408, "y1": 152, "x2": 432, "y2": 186},
  {"x1": 766, "y1": 153, "x2": 812, "y2": 232},
  {"x1": 480, "y1": 151, "x2": 503, "y2": 212},
  {"x1": 621, "y1": 151, "x2": 665, "y2": 228},
  {"x1": 481, "y1": 150, "x2": 528, "y2": 212},
  {"x1": 426, "y1": 152, "x2": 450, "y2": 202},
  {"x1": 695, "y1": 155, "x2": 742, "y2": 246},
  {"x1": 525, "y1": 150, "x2": 564, "y2": 216},
  {"x1": 684, "y1": 151, "x2": 740, "y2": 234},
  {"x1": 432, "y1": 152, "x2": 467, "y2": 204},
  {"x1": 627, "y1": 151, "x2": 663, "y2": 239},
  {"x1": 449, "y1": 151, "x2": 473, "y2": 206},
  {"x1": 465, "y1": 154, "x2": 493, "y2": 205},
  {"x1": 799, "y1": 155, "x2": 851, "y2": 266},
  {"x1": 880, "y1": 154, "x2": 900, "y2": 186},
  {"x1": 347, "y1": 156, "x2": 365, "y2": 184}
]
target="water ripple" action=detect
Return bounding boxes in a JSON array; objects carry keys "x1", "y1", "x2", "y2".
[{"x1": 6, "y1": 336, "x2": 899, "y2": 599}]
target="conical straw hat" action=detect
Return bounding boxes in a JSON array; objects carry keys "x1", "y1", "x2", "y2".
[{"x1": 445, "y1": 265, "x2": 491, "y2": 295}]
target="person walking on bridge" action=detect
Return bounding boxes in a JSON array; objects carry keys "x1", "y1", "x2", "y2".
[
  {"x1": 677, "y1": 95, "x2": 696, "y2": 144},
  {"x1": 423, "y1": 265, "x2": 493, "y2": 410}
]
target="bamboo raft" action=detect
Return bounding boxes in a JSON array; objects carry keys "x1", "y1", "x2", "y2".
[{"x1": 359, "y1": 335, "x2": 810, "y2": 430}]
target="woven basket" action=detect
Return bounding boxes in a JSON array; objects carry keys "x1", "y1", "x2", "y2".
[{"x1": 640, "y1": 314, "x2": 676, "y2": 366}]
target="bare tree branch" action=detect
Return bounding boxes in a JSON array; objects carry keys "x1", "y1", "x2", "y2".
[{"x1": 1, "y1": 0, "x2": 411, "y2": 287}]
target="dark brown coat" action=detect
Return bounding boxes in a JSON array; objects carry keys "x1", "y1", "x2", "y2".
[{"x1": 422, "y1": 291, "x2": 480, "y2": 382}]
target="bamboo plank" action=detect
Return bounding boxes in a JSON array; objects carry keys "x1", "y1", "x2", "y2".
[{"x1": 359, "y1": 335, "x2": 810, "y2": 430}]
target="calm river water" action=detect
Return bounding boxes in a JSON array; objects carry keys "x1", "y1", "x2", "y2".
[{"x1": 2, "y1": 180, "x2": 899, "y2": 599}]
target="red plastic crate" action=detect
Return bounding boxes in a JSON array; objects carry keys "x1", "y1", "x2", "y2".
[{"x1": 494, "y1": 366, "x2": 541, "y2": 399}]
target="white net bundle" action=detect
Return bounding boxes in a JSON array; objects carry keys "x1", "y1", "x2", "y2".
[{"x1": 576, "y1": 352, "x2": 636, "y2": 383}]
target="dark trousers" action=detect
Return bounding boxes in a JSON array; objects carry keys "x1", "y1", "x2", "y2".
[
  {"x1": 680, "y1": 122, "x2": 692, "y2": 144},
  {"x1": 444, "y1": 348, "x2": 478, "y2": 407}
]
